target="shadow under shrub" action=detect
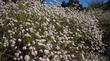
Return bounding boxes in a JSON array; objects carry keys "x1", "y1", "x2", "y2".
[{"x1": 95, "y1": 11, "x2": 110, "y2": 60}]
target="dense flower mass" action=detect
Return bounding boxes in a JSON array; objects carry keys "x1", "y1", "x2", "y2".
[{"x1": 0, "y1": 0, "x2": 107, "y2": 61}]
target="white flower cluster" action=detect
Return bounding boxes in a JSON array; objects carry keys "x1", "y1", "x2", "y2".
[{"x1": 0, "y1": 0, "x2": 105, "y2": 61}]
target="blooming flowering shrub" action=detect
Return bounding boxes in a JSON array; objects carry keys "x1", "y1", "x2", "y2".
[{"x1": 0, "y1": 0, "x2": 104, "y2": 61}]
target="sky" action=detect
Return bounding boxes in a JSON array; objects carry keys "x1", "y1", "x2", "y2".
[
  {"x1": 43, "y1": 0, "x2": 69, "y2": 6},
  {"x1": 79, "y1": 0, "x2": 109, "y2": 7},
  {"x1": 43, "y1": 0, "x2": 109, "y2": 7}
]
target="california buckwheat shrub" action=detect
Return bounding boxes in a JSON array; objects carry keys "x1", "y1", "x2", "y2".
[{"x1": 0, "y1": 0, "x2": 105, "y2": 61}]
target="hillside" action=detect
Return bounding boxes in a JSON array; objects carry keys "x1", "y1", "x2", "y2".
[{"x1": 0, "y1": 0, "x2": 110, "y2": 61}]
